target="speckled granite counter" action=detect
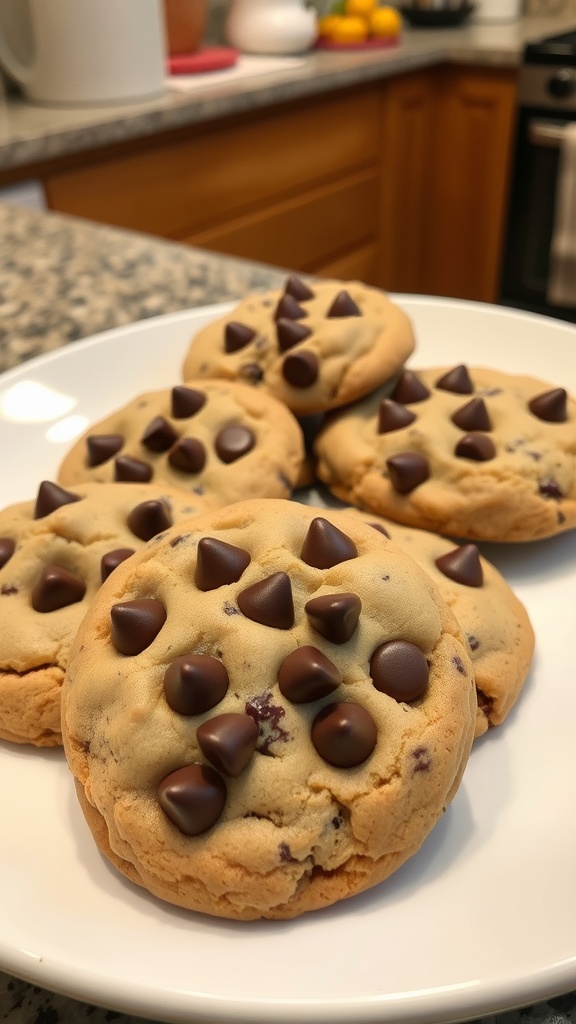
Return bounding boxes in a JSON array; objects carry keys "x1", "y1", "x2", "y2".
[
  {"x1": 1, "y1": 202, "x2": 576, "y2": 1024},
  {"x1": 0, "y1": 13, "x2": 575, "y2": 174}
]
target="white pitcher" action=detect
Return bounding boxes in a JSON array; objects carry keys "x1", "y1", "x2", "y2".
[
  {"x1": 0, "y1": 0, "x2": 167, "y2": 107},
  {"x1": 225, "y1": 0, "x2": 317, "y2": 55}
]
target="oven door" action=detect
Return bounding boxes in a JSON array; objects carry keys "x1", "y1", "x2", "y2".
[{"x1": 500, "y1": 106, "x2": 576, "y2": 323}]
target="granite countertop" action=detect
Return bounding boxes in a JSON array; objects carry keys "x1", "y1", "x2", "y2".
[
  {"x1": 0, "y1": 13, "x2": 575, "y2": 174},
  {"x1": 0, "y1": 201, "x2": 575, "y2": 1024}
]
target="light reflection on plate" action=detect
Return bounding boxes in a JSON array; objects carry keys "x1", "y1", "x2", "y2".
[{"x1": 0, "y1": 298, "x2": 575, "y2": 1024}]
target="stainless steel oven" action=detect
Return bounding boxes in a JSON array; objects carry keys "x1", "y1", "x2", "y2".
[{"x1": 500, "y1": 29, "x2": 576, "y2": 323}]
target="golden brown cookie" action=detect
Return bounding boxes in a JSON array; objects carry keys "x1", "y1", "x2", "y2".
[
  {"x1": 314, "y1": 365, "x2": 576, "y2": 542},
  {"x1": 0, "y1": 481, "x2": 208, "y2": 746},
  {"x1": 62, "y1": 499, "x2": 476, "y2": 920},
  {"x1": 339, "y1": 506, "x2": 535, "y2": 737},
  {"x1": 57, "y1": 379, "x2": 305, "y2": 507},
  {"x1": 181, "y1": 276, "x2": 415, "y2": 416}
]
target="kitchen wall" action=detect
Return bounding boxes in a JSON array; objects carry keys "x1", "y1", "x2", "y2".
[{"x1": 525, "y1": 0, "x2": 576, "y2": 12}]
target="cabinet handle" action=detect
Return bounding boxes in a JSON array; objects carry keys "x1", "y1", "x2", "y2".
[{"x1": 528, "y1": 118, "x2": 571, "y2": 149}]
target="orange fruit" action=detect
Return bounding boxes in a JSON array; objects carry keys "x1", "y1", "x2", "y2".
[
  {"x1": 369, "y1": 5, "x2": 402, "y2": 38},
  {"x1": 344, "y1": 0, "x2": 377, "y2": 20},
  {"x1": 326, "y1": 14, "x2": 368, "y2": 43}
]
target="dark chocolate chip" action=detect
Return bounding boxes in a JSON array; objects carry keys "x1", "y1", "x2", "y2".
[
  {"x1": 369, "y1": 640, "x2": 429, "y2": 702},
  {"x1": 33, "y1": 481, "x2": 82, "y2": 519},
  {"x1": 311, "y1": 702, "x2": 377, "y2": 767},
  {"x1": 237, "y1": 572, "x2": 294, "y2": 629},
  {"x1": 390, "y1": 370, "x2": 430, "y2": 404},
  {"x1": 276, "y1": 318, "x2": 312, "y2": 353},
  {"x1": 31, "y1": 564, "x2": 86, "y2": 613},
  {"x1": 386, "y1": 453, "x2": 429, "y2": 493},
  {"x1": 158, "y1": 763, "x2": 226, "y2": 836},
  {"x1": 163, "y1": 654, "x2": 230, "y2": 715},
  {"x1": 300, "y1": 517, "x2": 357, "y2": 569},
  {"x1": 195, "y1": 537, "x2": 251, "y2": 591},
  {"x1": 435, "y1": 364, "x2": 473, "y2": 395},
  {"x1": 326, "y1": 290, "x2": 361, "y2": 318},
  {"x1": 126, "y1": 499, "x2": 173, "y2": 541},
  {"x1": 0, "y1": 537, "x2": 15, "y2": 569},
  {"x1": 284, "y1": 274, "x2": 315, "y2": 301},
  {"x1": 100, "y1": 548, "x2": 135, "y2": 582},
  {"x1": 197, "y1": 713, "x2": 259, "y2": 776},
  {"x1": 86, "y1": 434, "x2": 124, "y2": 467},
  {"x1": 278, "y1": 646, "x2": 341, "y2": 703},
  {"x1": 140, "y1": 416, "x2": 179, "y2": 453},
  {"x1": 366, "y1": 521, "x2": 391, "y2": 539},
  {"x1": 168, "y1": 437, "x2": 206, "y2": 473},
  {"x1": 455, "y1": 433, "x2": 496, "y2": 461},
  {"x1": 245, "y1": 691, "x2": 290, "y2": 754},
  {"x1": 171, "y1": 386, "x2": 207, "y2": 419},
  {"x1": 224, "y1": 321, "x2": 256, "y2": 353},
  {"x1": 412, "y1": 746, "x2": 431, "y2": 773},
  {"x1": 435, "y1": 544, "x2": 484, "y2": 588},
  {"x1": 114, "y1": 456, "x2": 153, "y2": 482},
  {"x1": 110, "y1": 597, "x2": 166, "y2": 655},
  {"x1": 451, "y1": 397, "x2": 492, "y2": 432},
  {"x1": 239, "y1": 362, "x2": 264, "y2": 384},
  {"x1": 274, "y1": 294, "x2": 307, "y2": 321},
  {"x1": 528, "y1": 388, "x2": 568, "y2": 423},
  {"x1": 538, "y1": 478, "x2": 564, "y2": 499},
  {"x1": 304, "y1": 592, "x2": 361, "y2": 644},
  {"x1": 214, "y1": 425, "x2": 255, "y2": 463},
  {"x1": 377, "y1": 399, "x2": 417, "y2": 434},
  {"x1": 282, "y1": 350, "x2": 319, "y2": 388}
]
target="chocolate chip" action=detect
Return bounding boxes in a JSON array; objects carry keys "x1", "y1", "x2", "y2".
[
  {"x1": 435, "y1": 365, "x2": 473, "y2": 395},
  {"x1": 435, "y1": 544, "x2": 484, "y2": 587},
  {"x1": 33, "y1": 481, "x2": 82, "y2": 519},
  {"x1": 539, "y1": 478, "x2": 564, "y2": 499},
  {"x1": 239, "y1": 362, "x2": 264, "y2": 384},
  {"x1": 158, "y1": 763, "x2": 226, "y2": 836},
  {"x1": 311, "y1": 702, "x2": 377, "y2": 767},
  {"x1": 370, "y1": 640, "x2": 429, "y2": 702},
  {"x1": 278, "y1": 646, "x2": 341, "y2": 703},
  {"x1": 276, "y1": 318, "x2": 312, "y2": 352},
  {"x1": 163, "y1": 654, "x2": 229, "y2": 715},
  {"x1": 125, "y1": 499, "x2": 172, "y2": 541},
  {"x1": 367, "y1": 521, "x2": 391, "y2": 538},
  {"x1": 326, "y1": 290, "x2": 361, "y2": 317},
  {"x1": 451, "y1": 397, "x2": 492, "y2": 432},
  {"x1": 237, "y1": 572, "x2": 294, "y2": 629},
  {"x1": 31, "y1": 564, "x2": 86, "y2": 613},
  {"x1": 86, "y1": 434, "x2": 124, "y2": 467},
  {"x1": 114, "y1": 456, "x2": 153, "y2": 482},
  {"x1": 455, "y1": 433, "x2": 496, "y2": 461},
  {"x1": 195, "y1": 537, "x2": 251, "y2": 591},
  {"x1": 412, "y1": 746, "x2": 431, "y2": 773},
  {"x1": 453, "y1": 655, "x2": 467, "y2": 676},
  {"x1": 214, "y1": 425, "x2": 255, "y2": 463},
  {"x1": 100, "y1": 548, "x2": 135, "y2": 582},
  {"x1": 224, "y1": 321, "x2": 256, "y2": 353},
  {"x1": 168, "y1": 437, "x2": 206, "y2": 473},
  {"x1": 284, "y1": 274, "x2": 315, "y2": 301},
  {"x1": 279, "y1": 841, "x2": 296, "y2": 862},
  {"x1": 386, "y1": 453, "x2": 429, "y2": 493},
  {"x1": 110, "y1": 597, "x2": 166, "y2": 655},
  {"x1": 300, "y1": 517, "x2": 357, "y2": 569},
  {"x1": 282, "y1": 351, "x2": 319, "y2": 388},
  {"x1": 274, "y1": 294, "x2": 306, "y2": 321},
  {"x1": 245, "y1": 691, "x2": 290, "y2": 754},
  {"x1": 377, "y1": 399, "x2": 417, "y2": 434},
  {"x1": 305, "y1": 592, "x2": 361, "y2": 644},
  {"x1": 0, "y1": 538, "x2": 16, "y2": 568},
  {"x1": 171, "y1": 386, "x2": 206, "y2": 419},
  {"x1": 390, "y1": 370, "x2": 430, "y2": 404},
  {"x1": 141, "y1": 416, "x2": 179, "y2": 453},
  {"x1": 528, "y1": 387, "x2": 568, "y2": 423},
  {"x1": 197, "y1": 713, "x2": 259, "y2": 776}
]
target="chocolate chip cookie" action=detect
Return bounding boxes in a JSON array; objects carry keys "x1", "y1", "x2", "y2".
[
  {"x1": 339, "y1": 507, "x2": 535, "y2": 737},
  {"x1": 62, "y1": 499, "x2": 476, "y2": 920},
  {"x1": 57, "y1": 380, "x2": 304, "y2": 506},
  {"x1": 0, "y1": 481, "x2": 208, "y2": 746},
  {"x1": 314, "y1": 365, "x2": 576, "y2": 541},
  {"x1": 181, "y1": 276, "x2": 415, "y2": 416}
]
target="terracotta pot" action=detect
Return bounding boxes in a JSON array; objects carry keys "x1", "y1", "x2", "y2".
[{"x1": 163, "y1": 0, "x2": 207, "y2": 55}]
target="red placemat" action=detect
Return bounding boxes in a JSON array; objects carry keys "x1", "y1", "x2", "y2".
[
  {"x1": 315, "y1": 36, "x2": 399, "y2": 50},
  {"x1": 168, "y1": 47, "x2": 239, "y2": 75}
]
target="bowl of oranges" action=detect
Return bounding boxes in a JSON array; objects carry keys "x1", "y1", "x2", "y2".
[{"x1": 316, "y1": 0, "x2": 402, "y2": 48}]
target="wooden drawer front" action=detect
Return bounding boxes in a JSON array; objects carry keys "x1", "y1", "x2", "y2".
[
  {"x1": 183, "y1": 170, "x2": 379, "y2": 271},
  {"x1": 311, "y1": 241, "x2": 380, "y2": 285},
  {"x1": 44, "y1": 88, "x2": 380, "y2": 239}
]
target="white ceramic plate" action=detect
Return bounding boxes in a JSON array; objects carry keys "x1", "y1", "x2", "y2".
[{"x1": 1, "y1": 297, "x2": 575, "y2": 1024}]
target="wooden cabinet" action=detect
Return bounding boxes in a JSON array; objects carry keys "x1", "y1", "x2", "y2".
[{"x1": 26, "y1": 64, "x2": 519, "y2": 301}]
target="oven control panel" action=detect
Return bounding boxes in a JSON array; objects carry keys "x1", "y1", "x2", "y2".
[{"x1": 519, "y1": 64, "x2": 576, "y2": 112}]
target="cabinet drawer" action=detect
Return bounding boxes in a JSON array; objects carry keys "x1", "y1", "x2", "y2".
[
  {"x1": 183, "y1": 170, "x2": 379, "y2": 271},
  {"x1": 44, "y1": 88, "x2": 380, "y2": 238}
]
